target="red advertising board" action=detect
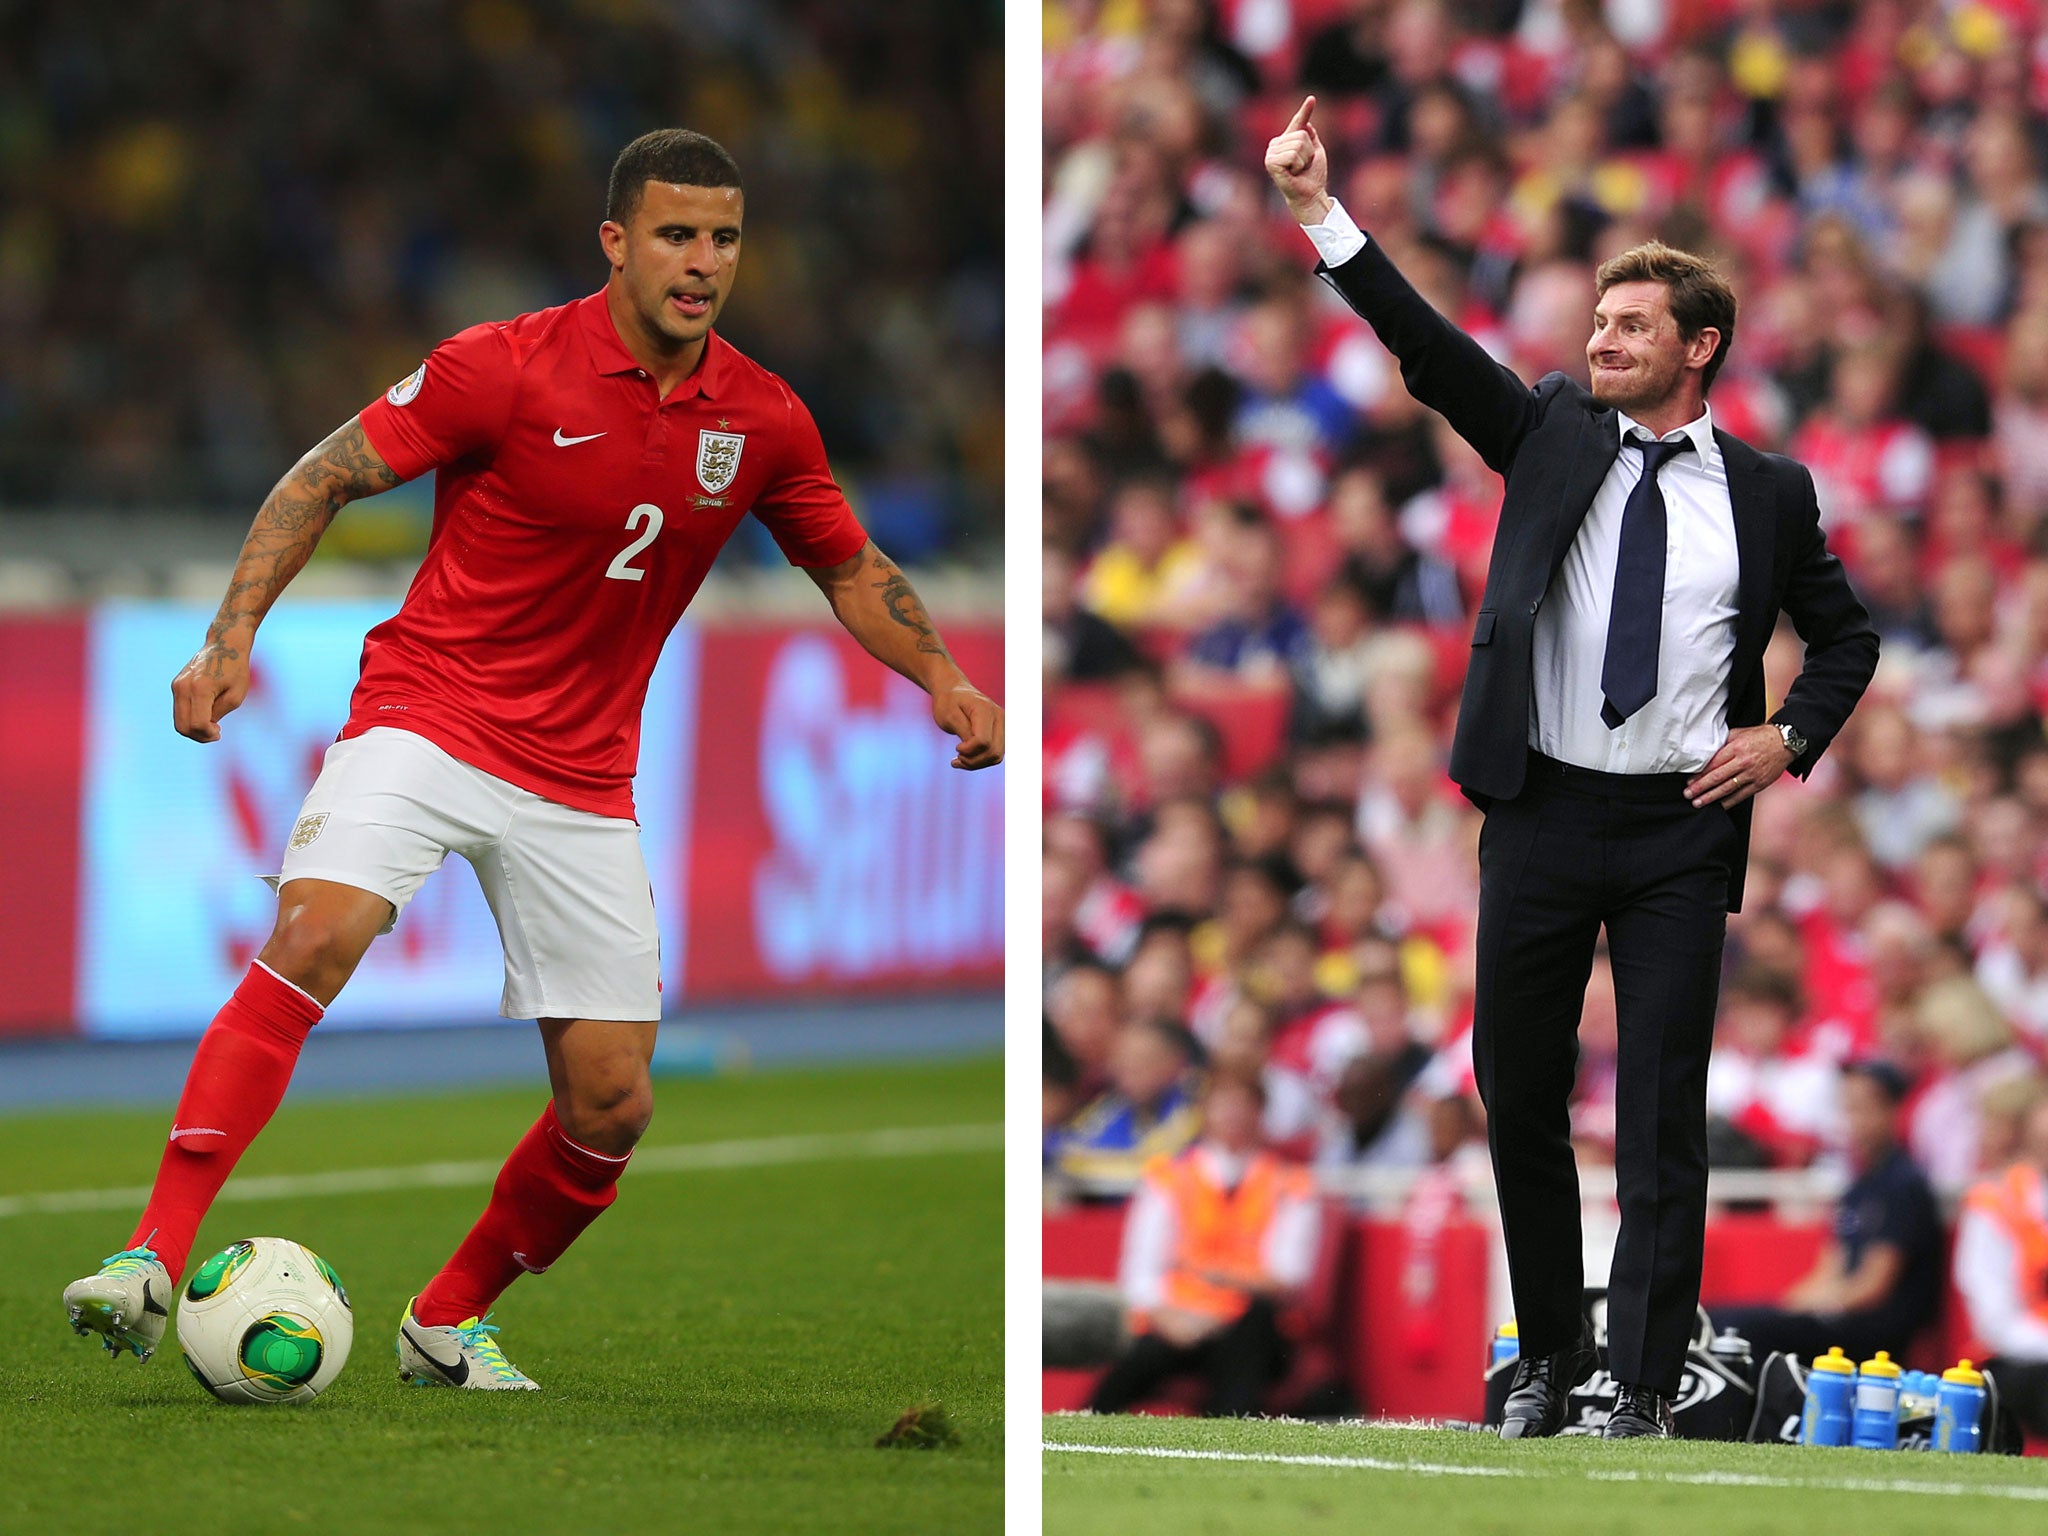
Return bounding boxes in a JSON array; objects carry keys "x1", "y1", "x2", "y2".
[
  {"x1": 0, "y1": 616, "x2": 84, "y2": 1034},
  {"x1": 685, "y1": 623, "x2": 1004, "y2": 999}
]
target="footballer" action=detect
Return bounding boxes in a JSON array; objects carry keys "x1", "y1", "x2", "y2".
[{"x1": 61, "y1": 129, "x2": 1004, "y2": 1389}]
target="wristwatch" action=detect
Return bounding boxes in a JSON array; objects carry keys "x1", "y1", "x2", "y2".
[{"x1": 1773, "y1": 721, "x2": 1808, "y2": 759}]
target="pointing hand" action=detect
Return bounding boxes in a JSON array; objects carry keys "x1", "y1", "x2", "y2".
[{"x1": 1264, "y1": 96, "x2": 1332, "y2": 225}]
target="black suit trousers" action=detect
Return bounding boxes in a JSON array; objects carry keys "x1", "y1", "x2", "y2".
[{"x1": 1472, "y1": 754, "x2": 1738, "y2": 1395}]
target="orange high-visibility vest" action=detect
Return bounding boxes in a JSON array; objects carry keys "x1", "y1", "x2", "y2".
[
  {"x1": 1958, "y1": 1161, "x2": 2048, "y2": 1362},
  {"x1": 1143, "y1": 1148, "x2": 1314, "y2": 1328}
]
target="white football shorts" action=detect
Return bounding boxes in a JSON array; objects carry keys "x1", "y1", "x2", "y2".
[{"x1": 267, "y1": 726, "x2": 659, "y2": 1021}]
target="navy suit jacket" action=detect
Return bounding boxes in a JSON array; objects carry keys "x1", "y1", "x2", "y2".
[{"x1": 1318, "y1": 239, "x2": 1879, "y2": 910}]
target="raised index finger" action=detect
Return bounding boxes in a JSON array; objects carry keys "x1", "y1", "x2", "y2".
[{"x1": 1285, "y1": 96, "x2": 1315, "y2": 134}]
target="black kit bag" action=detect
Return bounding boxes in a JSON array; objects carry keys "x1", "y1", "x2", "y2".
[
  {"x1": 1483, "y1": 1289, "x2": 1757, "y2": 1439},
  {"x1": 1745, "y1": 1349, "x2": 1810, "y2": 1446}
]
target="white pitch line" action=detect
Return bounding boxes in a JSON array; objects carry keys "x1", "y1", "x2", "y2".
[
  {"x1": 1041, "y1": 1440, "x2": 2048, "y2": 1504},
  {"x1": 0, "y1": 1122, "x2": 1001, "y2": 1220}
]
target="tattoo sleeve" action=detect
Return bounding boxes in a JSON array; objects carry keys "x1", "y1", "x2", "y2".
[
  {"x1": 865, "y1": 544, "x2": 952, "y2": 661},
  {"x1": 805, "y1": 538, "x2": 972, "y2": 693},
  {"x1": 206, "y1": 417, "x2": 399, "y2": 650}
]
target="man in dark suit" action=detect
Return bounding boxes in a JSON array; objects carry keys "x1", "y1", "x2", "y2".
[{"x1": 1265, "y1": 99, "x2": 1878, "y2": 1439}]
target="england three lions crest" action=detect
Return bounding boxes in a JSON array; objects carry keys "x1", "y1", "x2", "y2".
[{"x1": 696, "y1": 430, "x2": 745, "y2": 494}]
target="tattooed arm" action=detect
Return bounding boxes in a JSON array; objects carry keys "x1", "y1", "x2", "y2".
[
  {"x1": 171, "y1": 416, "x2": 401, "y2": 742},
  {"x1": 805, "y1": 540, "x2": 1005, "y2": 770}
]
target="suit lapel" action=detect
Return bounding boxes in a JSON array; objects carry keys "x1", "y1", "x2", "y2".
[
  {"x1": 1717, "y1": 429, "x2": 1777, "y2": 672},
  {"x1": 1546, "y1": 405, "x2": 1621, "y2": 580}
]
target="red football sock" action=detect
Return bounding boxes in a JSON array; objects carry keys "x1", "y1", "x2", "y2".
[
  {"x1": 413, "y1": 1101, "x2": 629, "y2": 1327},
  {"x1": 129, "y1": 962, "x2": 323, "y2": 1281}
]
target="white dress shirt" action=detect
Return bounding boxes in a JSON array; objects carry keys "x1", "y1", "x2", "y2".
[
  {"x1": 1301, "y1": 197, "x2": 1370, "y2": 269},
  {"x1": 1532, "y1": 410, "x2": 1739, "y2": 773},
  {"x1": 1299, "y1": 199, "x2": 1741, "y2": 773},
  {"x1": 1955, "y1": 1193, "x2": 2048, "y2": 1360}
]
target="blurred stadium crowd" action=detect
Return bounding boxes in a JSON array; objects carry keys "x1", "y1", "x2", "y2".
[
  {"x1": 0, "y1": 0, "x2": 1000, "y2": 568},
  {"x1": 1040, "y1": 0, "x2": 2048, "y2": 1244}
]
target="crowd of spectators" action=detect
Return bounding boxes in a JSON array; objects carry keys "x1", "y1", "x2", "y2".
[
  {"x1": 0, "y1": 0, "x2": 1000, "y2": 565},
  {"x1": 1041, "y1": 0, "x2": 2048, "y2": 1259}
]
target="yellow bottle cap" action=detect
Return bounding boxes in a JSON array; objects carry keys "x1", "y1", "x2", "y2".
[
  {"x1": 1498, "y1": 1320, "x2": 1518, "y2": 1339},
  {"x1": 1942, "y1": 1359, "x2": 1985, "y2": 1387},
  {"x1": 1860, "y1": 1350, "x2": 1901, "y2": 1379},
  {"x1": 1811, "y1": 1346, "x2": 1856, "y2": 1375}
]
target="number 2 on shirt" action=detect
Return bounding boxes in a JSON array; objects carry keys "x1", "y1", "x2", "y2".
[{"x1": 604, "y1": 503, "x2": 665, "y2": 582}]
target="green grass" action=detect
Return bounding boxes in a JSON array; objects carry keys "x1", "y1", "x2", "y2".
[
  {"x1": 0, "y1": 1058, "x2": 1000, "y2": 1536},
  {"x1": 1043, "y1": 1412, "x2": 2048, "y2": 1535}
]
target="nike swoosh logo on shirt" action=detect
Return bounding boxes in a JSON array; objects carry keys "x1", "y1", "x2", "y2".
[
  {"x1": 169, "y1": 1126, "x2": 226, "y2": 1142},
  {"x1": 403, "y1": 1324, "x2": 470, "y2": 1386},
  {"x1": 553, "y1": 429, "x2": 606, "y2": 446}
]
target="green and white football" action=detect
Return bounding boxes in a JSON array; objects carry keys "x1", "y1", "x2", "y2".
[{"x1": 176, "y1": 1236, "x2": 353, "y2": 1404}]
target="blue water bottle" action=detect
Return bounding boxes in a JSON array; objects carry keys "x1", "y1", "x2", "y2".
[
  {"x1": 1935, "y1": 1360, "x2": 1987, "y2": 1453},
  {"x1": 1491, "y1": 1319, "x2": 1520, "y2": 1370},
  {"x1": 1801, "y1": 1346, "x2": 1856, "y2": 1446},
  {"x1": 1898, "y1": 1371, "x2": 1933, "y2": 1421},
  {"x1": 1852, "y1": 1350, "x2": 1902, "y2": 1449}
]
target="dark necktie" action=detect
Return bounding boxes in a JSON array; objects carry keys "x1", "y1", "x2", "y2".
[{"x1": 1600, "y1": 434, "x2": 1692, "y2": 730}]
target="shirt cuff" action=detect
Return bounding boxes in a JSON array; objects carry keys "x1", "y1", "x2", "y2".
[{"x1": 1302, "y1": 198, "x2": 1367, "y2": 269}]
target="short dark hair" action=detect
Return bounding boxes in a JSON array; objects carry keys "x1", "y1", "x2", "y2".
[
  {"x1": 607, "y1": 130, "x2": 743, "y2": 225},
  {"x1": 1596, "y1": 239, "x2": 1738, "y2": 393},
  {"x1": 1723, "y1": 960, "x2": 1803, "y2": 1017},
  {"x1": 1842, "y1": 1058, "x2": 1910, "y2": 1106},
  {"x1": 1133, "y1": 1015, "x2": 1200, "y2": 1064}
]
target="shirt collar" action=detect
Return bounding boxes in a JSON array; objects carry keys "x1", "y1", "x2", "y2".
[
  {"x1": 579, "y1": 289, "x2": 729, "y2": 399},
  {"x1": 1616, "y1": 401, "x2": 1714, "y2": 460}
]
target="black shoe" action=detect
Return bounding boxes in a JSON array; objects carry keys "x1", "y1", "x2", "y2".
[
  {"x1": 1498, "y1": 1326, "x2": 1598, "y2": 1440},
  {"x1": 1602, "y1": 1382, "x2": 1675, "y2": 1440}
]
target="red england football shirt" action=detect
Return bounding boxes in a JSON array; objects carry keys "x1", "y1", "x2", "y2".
[{"x1": 350, "y1": 292, "x2": 867, "y2": 819}]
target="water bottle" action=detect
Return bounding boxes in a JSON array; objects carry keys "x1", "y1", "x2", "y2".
[
  {"x1": 1491, "y1": 1319, "x2": 1520, "y2": 1370},
  {"x1": 1801, "y1": 1346, "x2": 1856, "y2": 1446},
  {"x1": 1709, "y1": 1327, "x2": 1751, "y2": 1376},
  {"x1": 1898, "y1": 1371, "x2": 1935, "y2": 1421},
  {"x1": 1935, "y1": 1360, "x2": 1987, "y2": 1453},
  {"x1": 1852, "y1": 1350, "x2": 1902, "y2": 1449},
  {"x1": 1916, "y1": 1370, "x2": 1943, "y2": 1415}
]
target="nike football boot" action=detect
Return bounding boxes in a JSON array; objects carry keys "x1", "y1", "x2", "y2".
[
  {"x1": 395, "y1": 1299, "x2": 539, "y2": 1390},
  {"x1": 63, "y1": 1244, "x2": 172, "y2": 1361}
]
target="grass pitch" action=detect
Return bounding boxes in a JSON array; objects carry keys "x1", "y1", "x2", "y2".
[
  {"x1": 0, "y1": 1057, "x2": 1000, "y2": 1536},
  {"x1": 1044, "y1": 1412, "x2": 2048, "y2": 1536}
]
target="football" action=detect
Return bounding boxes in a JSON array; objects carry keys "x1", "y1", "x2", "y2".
[{"x1": 176, "y1": 1237, "x2": 354, "y2": 1404}]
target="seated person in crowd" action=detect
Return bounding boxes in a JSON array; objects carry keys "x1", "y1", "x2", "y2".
[
  {"x1": 1177, "y1": 514, "x2": 1313, "y2": 683},
  {"x1": 1713, "y1": 1061, "x2": 1945, "y2": 1363},
  {"x1": 1082, "y1": 475, "x2": 1204, "y2": 630},
  {"x1": 1330, "y1": 939, "x2": 1432, "y2": 1167},
  {"x1": 1327, "y1": 462, "x2": 1463, "y2": 628},
  {"x1": 1089, "y1": 1070, "x2": 1321, "y2": 1417},
  {"x1": 1253, "y1": 922, "x2": 1380, "y2": 1163},
  {"x1": 1704, "y1": 963, "x2": 1842, "y2": 1167},
  {"x1": 1045, "y1": 540, "x2": 1142, "y2": 683},
  {"x1": 1044, "y1": 1030, "x2": 1082, "y2": 1163},
  {"x1": 1049, "y1": 1016, "x2": 1202, "y2": 1188},
  {"x1": 1910, "y1": 973, "x2": 2037, "y2": 1196},
  {"x1": 1046, "y1": 959, "x2": 1123, "y2": 1103},
  {"x1": 1956, "y1": 1094, "x2": 2048, "y2": 1438}
]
